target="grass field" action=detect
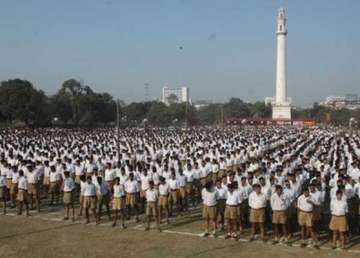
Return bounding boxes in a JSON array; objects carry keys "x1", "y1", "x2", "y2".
[{"x1": 1, "y1": 203, "x2": 360, "y2": 258}]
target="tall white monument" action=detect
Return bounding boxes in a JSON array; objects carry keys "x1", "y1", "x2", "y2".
[{"x1": 272, "y1": 8, "x2": 291, "y2": 120}]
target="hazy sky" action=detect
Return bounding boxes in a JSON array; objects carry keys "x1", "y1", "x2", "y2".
[{"x1": 0, "y1": 0, "x2": 359, "y2": 106}]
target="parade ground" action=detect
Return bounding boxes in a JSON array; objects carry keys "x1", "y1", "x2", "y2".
[{"x1": 1, "y1": 203, "x2": 360, "y2": 258}]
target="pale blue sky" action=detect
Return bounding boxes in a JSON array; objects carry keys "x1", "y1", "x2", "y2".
[{"x1": 0, "y1": 0, "x2": 359, "y2": 106}]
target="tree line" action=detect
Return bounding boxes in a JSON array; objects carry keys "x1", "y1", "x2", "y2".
[{"x1": 0, "y1": 78, "x2": 358, "y2": 127}]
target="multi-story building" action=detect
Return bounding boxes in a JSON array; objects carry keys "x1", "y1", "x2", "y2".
[{"x1": 161, "y1": 87, "x2": 190, "y2": 105}]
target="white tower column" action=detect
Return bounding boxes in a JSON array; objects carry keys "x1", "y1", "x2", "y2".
[{"x1": 272, "y1": 8, "x2": 291, "y2": 120}]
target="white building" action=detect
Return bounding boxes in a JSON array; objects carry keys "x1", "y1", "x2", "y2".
[
  {"x1": 161, "y1": 87, "x2": 190, "y2": 105},
  {"x1": 320, "y1": 95, "x2": 360, "y2": 109}
]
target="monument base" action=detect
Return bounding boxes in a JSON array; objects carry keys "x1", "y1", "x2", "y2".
[{"x1": 272, "y1": 104, "x2": 291, "y2": 120}]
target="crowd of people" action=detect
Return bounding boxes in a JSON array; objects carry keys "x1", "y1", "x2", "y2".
[{"x1": 0, "y1": 126, "x2": 360, "y2": 250}]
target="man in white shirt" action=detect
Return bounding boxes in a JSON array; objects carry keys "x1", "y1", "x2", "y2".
[
  {"x1": 62, "y1": 170, "x2": 75, "y2": 221},
  {"x1": 140, "y1": 168, "x2": 152, "y2": 213},
  {"x1": 124, "y1": 173, "x2": 140, "y2": 222},
  {"x1": 112, "y1": 177, "x2": 126, "y2": 228},
  {"x1": 0, "y1": 173, "x2": 7, "y2": 214},
  {"x1": 201, "y1": 181, "x2": 219, "y2": 237},
  {"x1": 158, "y1": 176, "x2": 170, "y2": 225},
  {"x1": 104, "y1": 163, "x2": 115, "y2": 193},
  {"x1": 49, "y1": 165, "x2": 61, "y2": 206},
  {"x1": 248, "y1": 184, "x2": 267, "y2": 241},
  {"x1": 83, "y1": 176, "x2": 99, "y2": 224},
  {"x1": 10, "y1": 166, "x2": 19, "y2": 208},
  {"x1": 17, "y1": 170, "x2": 30, "y2": 216},
  {"x1": 216, "y1": 178, "x2": 227, "y2": 231},
  {"x1": 178, "y1": 169, "x2": 187, "y2": 212},
  {"x1": 96, "y1": 176, "x2": 111, "y2": 222},
  {"x1": 168, "y1": 172, "x2": 180, "y2": 216},
  {"x1": 297, "y1": 188, "x2": 316, "y2": 247},
  {"x1": 224, "y1": 183, "x2": 241, "y2": 239},
  {"x1": 270, "y1": 185, "x2": 289, "y2": 243},
  {"x1": 26, "y1": 164, "x2": 40, "y2": 212},
  {"x1": 329, "y1": 190, "x2": 348, "y2": 249},
  {"x1": 145, "y1": 180, "x2": 161, "y2": 232}
]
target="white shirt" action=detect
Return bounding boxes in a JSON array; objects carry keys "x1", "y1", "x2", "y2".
[
  {"x1": 140, "y1": 174, "x2": 152, "y2": 191},
  {"x1": 83, "y1": 182, "x2": 96, "y2": 197},
  {"x1": 125, "y1": 180, "x2": 139, "y2": 194},
  {"x1": 330, "y1": 198, "x2": 348, "y2": 216},
  {"x1": 178, "y1": 175, "x2": 187, "y2": 187},
  {"x1": 201, "y1": 188, "x2": 218, "y2": 206},
  {"x1": 226, "y1": 191, "x2": 241, "y2": 206},
  {"x1": 18, "y1": 176, "x2": 28, "y2": 190},
  {"x1": 0, "y1": 176, "x2": 6, "y2": 187},
  {"x1": 63, "y1": 177, "x2": 75, "y2": 192},
  {"x1": 216, "y1": 186, "x2": 228, "y2": 200},
  {"x1": 104, "y1": 169, "x2": 116, "y2": 181},
  {"x1": 27, "y1": 171, "x2": 39, "y2": 184},
  {"x1": 183, "y1": 170, "x2": 194, "y2": 183},
  {"x1": 270, "y1": 193, "x2": 289, "y2": 211},
  {"x1": 146, "y1": 188, "x2": 159, "y2": 202},
  {"x1": 11, "y1": 172, "x2": 20, "y2": 184},
  {"x1": 159, "y1": 183, "x2": 169, "y2": 195},
  {"x1": 297, "y1": 194, "x2": 313, "y2": 212},
  {"x1": 168, "y1": 178, "x2": 180, "y2": 190},
  {"x1": 248, "y1": 192, "x2": 267, "y2": 209},
  {"x1": 50, "y1": 171, "x2": 61, "y2": 182},
  {"x1": 113, "y1": 184, "x2": 126, "y2": 198}
]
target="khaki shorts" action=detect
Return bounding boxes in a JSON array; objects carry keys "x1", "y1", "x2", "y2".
[
  {"x1": 298, "y1": 211, "x2": 313, "y2": 227},
  {"x1": 43, "y1": 176, "x2": 50, "y2": 185},
  {"x1": 186, "y1": 183, "x2": 193, "y2": 194},
  {"x1": 126, "y1": 193, "x2": 137, "y2": 207},
  {"x1": 6, "y1": 179, "x2": 12, "y2": 189},
  {"x1": 75, "y1": 176, "x2": 81, "y2": 185},
  {"x1": 79, "y1": 195, "x2": 84, "y2": 204},
  {"x1": 200, "y1": 178, "x2": 207, "y2": 187},
  {"x1": 97, "y1": 193, "x2": 110, "y2": 206},
  {"x1": 10, "y1": 183, "x2": 18, "y2": 196},
  {"x1": 217, "y1": 199, "x2": 226, "y2": 213},
  {"x1": 28, "y1": 183, "x2": 38, "y2": 196},
  {"x1": 179, "y1": 187, "x2": 187, "y2": 199},
  {"x1": 218, "y1": 170, "x2": 225, "y2": 179},
  {"x1": 250, "y1": 208, "x2": 265, "y2": 223},
  {"x1": 169, "y1": 190, "x2": 179, "y2": 204},
  {"x1": 272, "y1": 210, "x2": 287, "y2": 224},
  {"x1": 49, "y1": 182, "x2": 59, "y2": 193},
  {"x1": 112, "y1": 197, "x2": 126, "y2": 210},
  {"x1": 83, "y1": 196, "x2": 97, "y2": 209},
  {"x1": 312, "y1": 206, "x2": 321, "y2": 221},
  {"x1": 286, "y1": 202, "x2": 296, "y2": 218},
  {"x1": 226, "y1": 166, "x2": 233, "y2": 172},
  {"x1": 140, "y1": 190, "x2": 147, "y2": 199},
  {"x1": 146, "y1": 202, "x2": 158, "y2": 216},
  {"x1": 63, "y1": 192, "x2": 73, "y2": 205},
  {"x1": 225, "y1": 205, "x2": 239, "y2": 220},
  {"x1": 329, "y1": 215, "x2": 348, "y2": 232},
  {"x1": 159, "y1": 195, "x2": 168, "y2": 208},
  {"x1": 17, "y1": 189, "x2": 29, "y2": 202},
  {"x1": 212, "y1": 173, "x2": 218, "y2": 183},
  {"x1": 203, "y1": 205, "x2": 217, "y2": 220},
  {"x1": 0, "y1": 186, "x2": 5, "y2": 200}
]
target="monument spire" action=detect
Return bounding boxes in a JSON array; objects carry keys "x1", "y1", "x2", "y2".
[{"x1": 272, "y1": 7, "x2": 291, "y2": 119}]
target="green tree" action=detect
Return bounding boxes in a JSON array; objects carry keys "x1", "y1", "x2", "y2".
[
  {"x1": 249, "y1": 102, "x2": 271, "y2": 118},
  {"x1": 197, "y1": 104, "x2": 222, "y2": 125},
  {"x1": 0, "y1": 79, "x2": 50, "y2": 126},
  {"x1": 147, "y1": 102, "x2": 171, "y2": 127},
  {"x1": 223, "y1": 98, "x2": 251, "y2": 117}
]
